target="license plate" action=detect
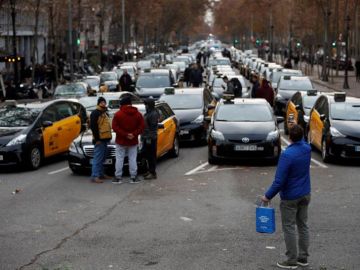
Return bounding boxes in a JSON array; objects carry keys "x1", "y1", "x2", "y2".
[
  {"x1": 90, "y1": 159, "x2": 112, "y2": 165},
  {"x1": 234, "y1": 145, "x2": 258, "y2": 151},
  {"x1": 355, "y1": 146, "x2": 360, "y2": 152},
  {"x1": 0, "y1": 155, "x2": 3, "y2": 161},
  {"x1": 180, "y1": 130, "x2": 189, "y2": 135}
]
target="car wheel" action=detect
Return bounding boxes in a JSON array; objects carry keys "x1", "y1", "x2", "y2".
[
  {"x1": 321, "y1": 139, "x2": 332, "y2": 163},
  {"x1": 208, "y1": 149, "x2": 218, "y2": 165},
  {"x1": 169, "y1": 135, "x2": 180, "y2": 158},
  {"x1": 69, "y1": 165, "x2": 85, "y2": 175},
  {"x1": 27, "y1": 145, "x2": 42, "y2": 170}
]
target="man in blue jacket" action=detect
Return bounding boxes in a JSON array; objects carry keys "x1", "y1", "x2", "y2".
[{"x1": 262, "y1": 124, "x2": 311, "y2": 269}]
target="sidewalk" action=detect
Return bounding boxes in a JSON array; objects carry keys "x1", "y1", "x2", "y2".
[{"x1": 300, "y1": 63, "x2": 360, "y2": 98}]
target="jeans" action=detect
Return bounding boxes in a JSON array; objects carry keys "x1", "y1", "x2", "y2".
[
  {"x1": 115, "y1": 144, "x2": 138, "y2": 178},
  {"x1": 280, "y1": 195, "x2": 311, "y2": 263},
  {"x1": 144, "y1": 138, "x2": 157, "y2": 174},
  {"x1": 91, "y1": 141, "x2": 108, "y2": 178}
]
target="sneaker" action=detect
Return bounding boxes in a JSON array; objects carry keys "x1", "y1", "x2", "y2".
[
  {"x1": 144, "y1": 173, "x2": 157, "y2": 180},
  {"x1": 276, "y1": 261, "x2": 298, "y2": 269},
  {"x1": 129, "y1": 176, "x2": 142, "y2": 184},
  {"x1": 297, "y1": 259, "x2": 309, "y2": 267},
  {"x1": 112, "y1": 177, "x2": 123, "y2": 184},
  {"x1": 143, "y1": 171, "x2": 150, "y2": 177},
  {"x1": 91, "y1": 177, "x2": 104, "y2": 184}
]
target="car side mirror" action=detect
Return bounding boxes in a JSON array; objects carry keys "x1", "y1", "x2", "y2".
[
  {"x1": 276, "y1": 116, "x2": 284, "y2": 124},
  {"x1": 158, "y1": 123, "x2": 165, "y2": 129},
  {"x1": 172, "y1": 83, "x2": 179, "y2": 88},
  {"x1": 320, "y1": 114, "x2": 326, "y2": 121},
  {"x1": 42, "y1": 121, "x2": 53, "y2": 128},
  {"x1": 247, "y1": 86, "x2": 251, "y2": 90},
  {"x1": 81, "y1": 123, "x2": 87, "y2": 132},
  {"x1": 295, "y1": 104, "x2": 301, "y2": 109}
]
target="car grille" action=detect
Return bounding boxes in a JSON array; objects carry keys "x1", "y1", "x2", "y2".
[
  {"x1": 228, "y1": 139, "x2": 263, "y2": 144},
  {"x1": 83, "y1": 145, "x2": 116, "y2": 158}
]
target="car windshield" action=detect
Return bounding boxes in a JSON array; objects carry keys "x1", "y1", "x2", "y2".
[
  {"x1": 279, "y1": 79, "x2": 313, "y2": 91},
  {"x1": 138, "y1": 61, "x2": 151, "y2": 69},
  {"x1": 101, "y1": 73, "x2": 117, "y2": 81},
  {"x1": 0, "y1": 106, "x2": 41, "y2": 127},
  {"x1": 137, "y1": 75, "x2": 170, "y2": 88},
  {"x1": 271, "y1": 72, "x2": 301, "y2": 83},
  {"x1": 78, "y1": 97, "x2": 98, "y2": 110},
  {"x1": 55, "y1": 84, "x2": 86, "y2": 96},
  {"x1": 83, "y1": 78, "x2": 99, "y2": 87},
  {"x1": 216, "y1": 104, "x2": 273, "y2": 122},
  {"x1": 303, "y1": 95, "x2": 319, "y2": 109},
  {"x1": 160, "y1": 94, "x2": 203, "y2": 110},
  {"x1": 331, "y1": 103, "x2": 360, "y2": 121}
]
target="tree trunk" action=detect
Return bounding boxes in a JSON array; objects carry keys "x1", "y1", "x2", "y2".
[{"x1": 31, "y1": 0, "x2": 41, "y2": 83}]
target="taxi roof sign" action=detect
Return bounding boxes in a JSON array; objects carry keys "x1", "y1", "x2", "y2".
[
  {"x1": 283, "y1": 75, "x2": 291, "y2": 80},
  {"x1": 222, "y1": 93, "x2": 235, "y2": 103},
  {"x1": 307, "y1": 90, "x2": 317, "y2": 96},
  {"x1": 334, "y1": 92, "x2": 346, "y2": 102},
  {"x1": 164, "y1": 87, "x2": 175, "y2": 95}
]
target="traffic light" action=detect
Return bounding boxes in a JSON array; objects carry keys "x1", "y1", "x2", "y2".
[
  {"x1": 296, "y1": 42, "x2": 301, "y2": 48},
  {"x1": 332, "y1": 41, "x2": 336, "y2": 48},
  {"x1": 0, "y1": 56, "x2": 22, "y2": 63},
  {"x1": 255, "y1": 39, "x2": 261, "y2": 46},
  {"x1": 76, "y1": 38, "x2": 80, "y2": 46}
]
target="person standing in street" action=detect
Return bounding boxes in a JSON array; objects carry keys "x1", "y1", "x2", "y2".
[
  {"x1": 112, "y1": 96, "x2": 144, "y2": 184},
  {"x1": 119, "y1": 69, "x2": 133, "y2": 91},
  {"x1": 262, "y1": 124, "x2": 311, "y2": 269},
  {"x1": 255, "y1": 79, "x2": 274, "y2": 106},
  {"x1": 142, "y1": 99, "x2": 160, "y2": 180},
  {"x1": 189, "y1": 63, "x2": 203, "y2": 87},
  {"x1": 89, "y1": 97, "x2": 112, "y2": 183},
  {"x1": 355, "y1": 59, "x2": 360, "y2": 82},
  {"x1": 251, "y1": 74, "x2": 260, "y2": 98}
]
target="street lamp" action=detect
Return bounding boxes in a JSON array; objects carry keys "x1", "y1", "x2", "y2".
[
  {"x1": 343, "y1": 15, "x2": 351, "y2": 89},
  {"x1": 9, "y1": 0, "x2": 19, "y2": 89}
]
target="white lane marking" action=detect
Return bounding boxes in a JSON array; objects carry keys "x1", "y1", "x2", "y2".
[
  {"x1": 180, "y1": 216, "x2": 193, "y2": 222},
  {"x1": 185, "y1": 162, "x2": 209, "y2": 175},
  {"x1": 280, "y1": 137, "x2": 328, "y2": 168},
  {"x1": 48, "y1": 167, "x2": 69, "y2": 175}
]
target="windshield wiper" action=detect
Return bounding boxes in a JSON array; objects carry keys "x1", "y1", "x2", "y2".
[{"x1": 216, "y1": 119, "x2": 229, "y2": 122}]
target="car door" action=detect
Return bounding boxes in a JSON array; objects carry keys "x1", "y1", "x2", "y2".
[
  {"x1": 53, "y1": 102, "x2": 81, "y2": 153},
  {"x1": 41, "y1": 105, "x2": 62, "y2": 157},
  {"x1": 310, "y1": 97, "x2": 326, "y2": 149},
  {"x1": 156, "y1": 105, "x2": 174, "y2": 155},
  {"x1": 286, "y1": 95, "x2": 299, "y2": 130}
]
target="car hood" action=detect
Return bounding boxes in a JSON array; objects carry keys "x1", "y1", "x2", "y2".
[
  {"x1": 136, "y1": 87, "x2": 166, "y2": 97},
  {"x1": 173, "y1": 109, "x2": 202, "y2": 125},
  {"x1": 0, "y1": 127, "x2": 26, "y2": 145},
  {"x1": 74, "y1": 130, "x2": 117, "y2": 145},
  {"x1": 277, "y1": 89, "x2": 300, "y2": 100},
  {"x1": 332, "y1": 120, "x2": 360, "y2": 138},
  {"x1": 214, "y1": 121, "x2": 276, "y2": 140}
]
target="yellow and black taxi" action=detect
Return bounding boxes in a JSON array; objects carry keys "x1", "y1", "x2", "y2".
[
  {"x1": 159, "y1": 87, "x2": 217, "y2": 143},
  {"x1": 0, "y1": 99, "x2": 87, "y2": 170},
  {"x1": 284, "y1": 90, "x2": 321, "y2": 135},
  {"x1": 307, "y1": 92, "x2": 360, "y2": 162},
  {"x1": 207, "y1": 95, "x2": 283, "y2": 164},
  {"x1": 274, "y1": 75, "x2": 315, "y2": 115},
  {"x1": 68, "y1": 100, "x2": 180, "y2": 174}
]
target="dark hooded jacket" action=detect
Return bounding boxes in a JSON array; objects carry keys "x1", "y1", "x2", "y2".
[
  {"x1": 255, "y1": 80, "x2": 274, "y2": 106},
  {"x1": 112, "y1": 105, "x2": 144, "y2": 146},
  {"x1": 143, "y1": 100, "x2": 160, "y2": 140}
]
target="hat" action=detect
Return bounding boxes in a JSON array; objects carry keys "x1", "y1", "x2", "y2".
[
  {"x1": 97, "y1": 96, "x2": 106, "y2": 105},
  {"x1": 223, "y1": 76, "x2": 228, "y2": 80},
  {"x1": 120, "y1": 96, "x2": 132, "y2": 106}
]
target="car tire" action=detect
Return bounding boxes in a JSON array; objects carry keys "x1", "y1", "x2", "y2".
[
  {"x1": 26, "y1": 145, "x2": 42, "y2": 170},
  {"x1": 321, "y1": 139, "x2": 332, "y2": 163},
  {"x1": 69, "y1": 165, "x2": 85, "y2": 175},
  {"x1": 208, "y1": 150, "x2": 218, "y2": 165},
  {"x1": 169, "y1": 135, "x2": 180, "y2": 158}
]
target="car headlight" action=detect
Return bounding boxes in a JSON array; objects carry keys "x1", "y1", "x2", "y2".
[
  {"x1": 210, "y1": 129, "x2": 225, "y2": 141},
  {"x1": 192, "y1": 114, "x2": 204, "y2": 124},
  {"x1": 330, "y1": 127, "x2": 345, "y2": 137},
  {"x1": 6, "y1": 134, "x2": 27, "y2": 146},
  {"x1": 69, "y1": 142, "x2": 80, "y2": 153},
  {"x1": 266, "y1": 130, "x2": 280, "y2": 141}
]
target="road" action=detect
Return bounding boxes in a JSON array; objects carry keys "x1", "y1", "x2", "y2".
[{"x1": 1, "y1": 125, "x2": 359, "y2": 270}]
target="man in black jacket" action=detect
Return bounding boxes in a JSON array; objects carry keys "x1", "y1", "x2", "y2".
[
  {"x1": 89, "y1": 97, "x2": 112, "y2": 183},
  {"x1": 119, "y1": 70, "x2": 133, "y2": 91},
  {"x1": 142, "y1": 99, "x2": 160, "y2": 180}
]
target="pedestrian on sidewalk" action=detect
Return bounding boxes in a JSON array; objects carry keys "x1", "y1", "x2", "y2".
[
  {"x1": 262, "y1": 124, "x2": 311, "y2": 269},
  {"x1": 355, "y1": 59, "x2": 360, "y2": 82},
  {"x1": 112, "y1": 96, "x2": 144, "y2": 184},
  {"x1": 142, "y1": 98, "x2": 160, "y2": 180},
  {"x1": 89, "y1": 97, "x2": 112, "y2": 183}
]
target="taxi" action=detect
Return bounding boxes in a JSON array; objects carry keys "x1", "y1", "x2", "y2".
[
  {"x1": 307, "y1": 92, "x2": 360, "y2": 162},
  {"x1": 0, "y1": 99, "x2": 87, "y2": 170},
  {"x1": 207, "y1": 95, "x2": 283, "y2": 164},
  {"x1": 159, "y1": 87, "x2": 216, "y2": 143},
  {"x1": 68, "y1": 100, "x2": 180, "y2": 174},
  {"x1": 284, "y1": 90, "x2": 321, "y2": 135}
]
